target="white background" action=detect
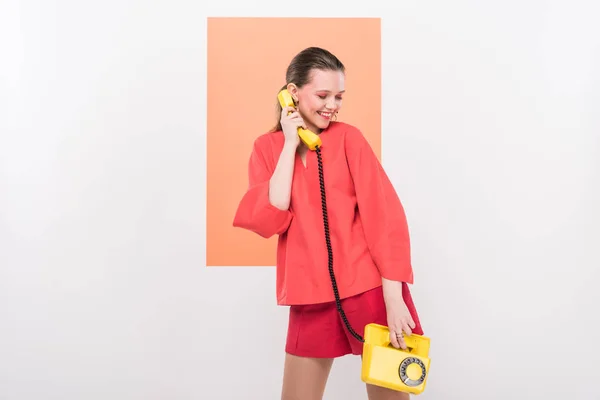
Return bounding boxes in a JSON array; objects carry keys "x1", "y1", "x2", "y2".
[{"x1": 2, "y1": 1, "x2": 600, "y2": 399}]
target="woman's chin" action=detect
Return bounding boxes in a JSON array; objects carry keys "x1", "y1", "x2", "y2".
[{"x1": 315, "y1": 119, "x2": 331, "y2": 130}]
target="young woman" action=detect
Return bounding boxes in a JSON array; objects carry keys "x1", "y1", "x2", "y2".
[{"x1": 233, "y1": 47, "x2": 424, "y2": 400}]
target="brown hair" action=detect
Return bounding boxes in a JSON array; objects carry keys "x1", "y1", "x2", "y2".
[{"x1": 270, "y1": 47, "x2": 345, "y2": 132}]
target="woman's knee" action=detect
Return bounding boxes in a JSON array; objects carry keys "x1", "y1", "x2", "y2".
[
  {"x1": 366, "y1": 383, "x2": 410, "y2": 400},
  {"x1": 281, "y1": 353, "x2": 334, "y2": 400}
]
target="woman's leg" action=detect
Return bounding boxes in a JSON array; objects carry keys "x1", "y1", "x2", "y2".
[
  {"x1": 366, "y1": 384, "x2": 410, "y2": 400},
  {"x1": 282, "y1": 299, "x2": 352, "y2": 400},
  {"x1": 281, "y1": 353, "x2": 334, "y2": 400}
]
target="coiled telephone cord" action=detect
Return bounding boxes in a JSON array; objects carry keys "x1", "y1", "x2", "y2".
[{"x1": 315, "y1": 146, "x2": 365, "y2": 343}]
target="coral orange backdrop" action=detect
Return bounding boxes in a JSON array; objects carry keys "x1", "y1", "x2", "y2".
[{"x1": 207, "y1": 17, "x2": 381, "y2": 266}]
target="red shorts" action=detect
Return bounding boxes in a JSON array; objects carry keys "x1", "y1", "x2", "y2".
[{"x1": 285, "y1": 284, "x2": 423, "y2": 358}]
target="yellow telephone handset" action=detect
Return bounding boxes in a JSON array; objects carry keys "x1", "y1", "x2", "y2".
[{"x1": 277, "y1": 89, "x2": 322, "y2": 150}]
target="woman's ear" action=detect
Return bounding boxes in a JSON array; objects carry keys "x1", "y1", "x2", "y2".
[{"x1": 286, "y1": 83, "x2": 300, "y2": 104}]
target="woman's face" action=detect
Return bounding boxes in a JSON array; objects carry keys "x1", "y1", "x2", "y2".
[{"x1": 291, "y1": 69, "x2": 345, "y2": 133}]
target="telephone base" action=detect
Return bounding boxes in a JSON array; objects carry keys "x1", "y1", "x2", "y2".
[{"x1": 361, "y1": 323, "x2": 431, "y2": 395}]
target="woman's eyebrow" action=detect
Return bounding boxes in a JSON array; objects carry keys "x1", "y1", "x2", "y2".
[{"x1": 315, "y1": 89, "x2": 346, "y2": 93}]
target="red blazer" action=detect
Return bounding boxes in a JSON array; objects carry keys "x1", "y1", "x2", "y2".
[{"x1": 233, "y1": 121, "x2": 414, "y2": 306}]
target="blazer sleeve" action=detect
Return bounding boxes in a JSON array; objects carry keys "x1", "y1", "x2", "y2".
[
  {"x1": 345, "y1": 127, "x2": 414, "y2": 283},
  {"x1": 232, "y1": 138, "x2": 293, "y2": 238}
]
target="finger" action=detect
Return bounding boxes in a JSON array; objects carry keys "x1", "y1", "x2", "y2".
[
  {"x1": 287, "y1": 115, "x2": 306, "y2": 127},
  {"x1": 402, "y1": 320, "x2": 413, "y2": 336},
  {"x1": 408, "y1": 317, "x2": 416, "y2": 330},
  {"x1": 395, "y1": 331, "x2": 408, "y2": 350},
  {"x1": 389, "y1": 331, "x2": 400, "y2": 349},
  {"x1": 281, "y1": 106, "x2": 296, "y2": 117}
]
